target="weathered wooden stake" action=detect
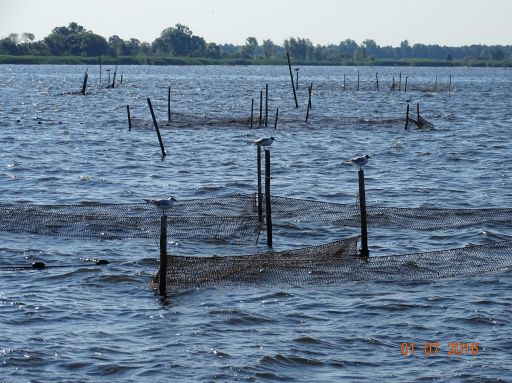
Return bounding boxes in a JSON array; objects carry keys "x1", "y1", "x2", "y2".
[
  {"x1": 405, "y1": 103, "x2": 410, "y2": 130},
  {"x1": 376, "y1": 72, "x2": 379, "y2": 91},
  {"x1": 257, "y1": 145, "x2": 262, "y2": 222},
  {"x1": 147, "y1": 98, "x2": 166, "y2": 157},
  {"x1": 416, "y1": 103, "x2": 420, "y2": 123},
  {"x1": 265, "y1": 84, "x2": 268, "y2": 127},
  {"x1": 167, "y1": 86, "x2": 171, "y2": 125},
  {"x1": 107, "y1": 69, "x2": 111, "y2": 85},
  {"x1": 250, "y1": 98, "x2": 254, "y2": 128},
  {"x1": 343, "y1": 74, "x2": 346, "y2": 90},
  {"x1": 259, "y1": 90, "x2": 263, "y2": 126},
  {"x1": 287, "y1": 52, "x2": 299, "y2": 108},
  {"x1": 159, "y1": 213, "x2": 168, "y2": 296},
  {"x1": 80, "y1": 71, "x2": 88, "y2": 95},
  {"x1": 308, "y1": 82, "x2": 313, "y2": 109},
  {"x1": 127, "y1": 105, "x2": 132, "y2": 131},
  {"x1": 399, "y1": 72, "x2": 402, "y2": 91},
  {"x1": 358, "y1": 168, "x2": 369, "y2": 258},
  {"x1": 99, "y1": 55, "x2": 102, "y2": 84},
  {"x1": 265, "y1": 147, "x2": 272, "y2": 247},
  {"x1": 434, "y1": 75, "x2": 438, "y2": 91},
  {"x1": 404, "y1": 76, "x2": 408, "y2": 92},
  {"x1": 273, "y1": 108, "x2": 279, "y2": 129},
  {"x1": 111, "y1": 65, "x2": 117, "y2": 88},
  {"x1": 357, "y1": 71, "x2": 360, "y2": 91},
  {"x1": 448, "y1": 74, "x2": 452, "y2": 92},
  {"x1": 120, "y1": 73, "x2": 123, "y2": 85},
  {"x1": 305, "y1": 85, "x2": 312, "y2": 122}
]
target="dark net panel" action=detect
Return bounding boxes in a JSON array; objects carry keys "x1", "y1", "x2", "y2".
[
  {"x1": 269, "y1": 196, "x2": 512, "y2": 230},
  {"x1": 0, "y1": 194, "x2": 259, "y2": 241},
  {"x1": 1, "y1": 194, "x2": 512, "y2": 241},
  {"x1": 153, "y1": 240, "x2": 512, "y2": 291},
  {"x1": 153, "y1": 237, "x2": 359, "y2": 290}
]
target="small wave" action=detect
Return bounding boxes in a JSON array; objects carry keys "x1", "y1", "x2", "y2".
[{"x1": 259, "y1": 353, "x2": 324, "y2": 367}]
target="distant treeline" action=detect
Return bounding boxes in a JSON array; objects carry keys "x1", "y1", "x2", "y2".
[{"x1": 1, "y1": 22, "x2": 511, "y2": 66}]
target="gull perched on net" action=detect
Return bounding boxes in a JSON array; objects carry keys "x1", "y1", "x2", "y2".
[
  {"x1": 345, "y1": 154, "x2": 371, "y2": 169},
  {"x1": 144, "y1": 197, "x2": 177, "y2": 214},
  {"x1": 253, "y1": 137, "x2": 275, "y2": 147}
]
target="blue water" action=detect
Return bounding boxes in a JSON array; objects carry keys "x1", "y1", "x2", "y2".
[{"x1": 1, "y1": 65, "x2": 511, "y2": 381}]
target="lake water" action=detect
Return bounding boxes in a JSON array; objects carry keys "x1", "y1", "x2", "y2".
[{"x1": 1, "y1": 64, "x2": 511, "y2": 382}]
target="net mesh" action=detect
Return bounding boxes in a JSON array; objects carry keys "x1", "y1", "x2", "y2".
[
  {"x1": 152, "y1": 239, "x2": 512, "y2": 290},
  {"x1": 152, "y1": 236, "x2": 359, "y2": 290},
  {"x1": 1, "y1": 194, "x2": 512, "y2": 240}
]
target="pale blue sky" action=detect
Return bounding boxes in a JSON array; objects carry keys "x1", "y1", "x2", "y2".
[{"x1": 0, "y1": 0, "x2": 511, "y2": 46}]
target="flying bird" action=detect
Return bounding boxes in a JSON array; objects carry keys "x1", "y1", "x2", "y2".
[
  {"x1": 253, "y1": 137, "x2": 275, "y2": 147},
  {"x1": 144, "y1": 197, "x2": 177, "y2": 213},
  {"x1": 345, "y1": 154, "x2": 371, "y2": 169}
]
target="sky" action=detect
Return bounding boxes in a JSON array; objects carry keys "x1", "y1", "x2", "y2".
[{"x1": 0, "y1": 0, "x2": 511, "y2": 47}]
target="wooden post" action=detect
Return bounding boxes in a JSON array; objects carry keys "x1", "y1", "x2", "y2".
[
  {"x1": 120, "y1": 73, "x2": 123, "y2": 85},
  {"x1": 167, "y1": 86, "x2": 171, "y2": 125},
  {"x1": 159, "y1": 214, "x2": 168, "y2": 296},
  {"x1": 265, "y1": 147, "x2": 272, "y2": 247},
  {"x1": 250, "y1": 98, "x2": 254, "y2": 128},
  {"x1": 111, "y1": 65, "x2": 117, "y2": 88},
  {"x1": 265, "y1": 84, "x2": 268, "y2": 127},
  {"x1": 305, "y1": 85, "x2": 312, "y2": 122},
  {"x1": 357, "y1": 70, "x2": 360, "y2": 91},
  {"x1": 416, "y1": 103, "x2": 420, "y2": 123},
  {"x1": 405, "y1": 103, "x2": 410, "y2": 130},
  {"x1": 287, "y1": 52, "x2": 299, "y2": 108},
  {"x1": 358, "y1": 168, "x2": 369, "y2": 258},
  {"x1": 127, "y1": 105, "x2": 132, "y2": 131},
  {"x1": 257, "y1": 145, "x2": 263, "y2": 222},
  {"x1": 99, "y1": 55, "x2": 102, "y2": 84},
  {"x1": 80, "y1": 71, "x2": 88, "y2": 95},
  {"x1": 147, "y1": 98, "x2": 166, "y2": 157},
  {"x1": 308, "y1": 82, "x2": 313, "y2": 109},
  {"x1": 399, "y1": 72, "x2": 402, "y2": 91},
  {"x1": 273, "y1": 108, "x2": 279, "y2": 129},
  {"x1": 259, "y1": 90, "x2": 263, "y2": 126},
  {"x1": 404, "y1": 76, "x2": 408, "y2": 92},
  {"x1": 375, "y1": 72, "x2": 379, "y2": 91},
  {"x1": 434, "y1": 75, "x2": 438, "y2": 91},
  {"x1": 107, "y1": 69, "x2": 111, "y2": 85},
  {"x1": 448, "y1": 74, "x2": 452, "y2": 92},
  {"x1": 343, "y1": 74, "x2": 346, "y2": 90},
  {"x1": 295, "y1": 68, "x2": 299, "y2": 89}
]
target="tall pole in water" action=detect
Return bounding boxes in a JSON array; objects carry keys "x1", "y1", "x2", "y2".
[
  {"x1": 358, "y1": 168, "x2": 369, "y2": 258},
  {"x1": 265, "y1": 147, "x2": 272, "y2": 247},
  {"x1": 159, "y1": 213, "x2": 168, "y2": 296},
  {"x1": 257, "y1": 145, "x2": 262, "y2": 222},
  {"x1": 287, "y1": 52, "x2": 299, "y2": 108}
]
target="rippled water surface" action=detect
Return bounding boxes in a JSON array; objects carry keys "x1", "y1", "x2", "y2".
[{"x1": 1, "y1": 65, "x2": 511, "y2": 381}]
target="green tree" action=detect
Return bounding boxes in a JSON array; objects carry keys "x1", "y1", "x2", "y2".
[
  {"x1": 262, "y1": 39, "x2": 275, "y2": 59},
  {"x1": 205, "y1": 42, "x2": 221, "y2": 58},
  {"x1": 241, "y1": 37, "x2": 258, "y2": 58},
  {"x1": 153, "y1": 24, "x2": 205, "y2": 56},
  {"x1": 43, "y1": 22, "x2": 107, "y2": 56}
]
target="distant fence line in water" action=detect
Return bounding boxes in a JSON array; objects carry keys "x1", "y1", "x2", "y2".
[{"x1": 1, "y1": 194, "x2": 511, "y2": 241}]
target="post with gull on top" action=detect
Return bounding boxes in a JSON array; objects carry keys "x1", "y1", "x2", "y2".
[{"x1": 346, "y1": 154, "x2": 371, "y2": 258}]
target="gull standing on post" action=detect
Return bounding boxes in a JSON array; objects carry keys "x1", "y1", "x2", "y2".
[
  {"x1": 253, "y1": 137, "x2": 275, "y2": 147},
  {"x1": 144, "y1": 197, "x2": 177, "y2": 214},
  {"x1": 345, "y1": 154, "x2": 371, "y2": 169}
]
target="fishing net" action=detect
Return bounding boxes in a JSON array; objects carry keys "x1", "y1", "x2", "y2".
[
  {"x1": 1, "y1": 194, "x2": 511, "y2": 240},
  {"x1": 152, "y1": 239, "x2": 512, "y2": 291}
]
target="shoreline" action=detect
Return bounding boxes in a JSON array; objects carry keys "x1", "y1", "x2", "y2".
[{"x1": 1, "y1": 54, "x2": 511, "y2": 67}]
